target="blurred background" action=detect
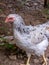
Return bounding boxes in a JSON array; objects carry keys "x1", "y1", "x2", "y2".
[{"x1": 0, "y1": 0, "x2": 49, "y2": 65}]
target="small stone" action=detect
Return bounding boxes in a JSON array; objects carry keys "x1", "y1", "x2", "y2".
[
  {"x1": 9, "y1": 55, "x2": 16, "y2": 60},
  {"x1": 34, "y1": 3, "x2": 38, "y2": 6},
  {"x1": 20, "y1": 64, "x2": 25, "y2": 65},
  {"x1": 25, "y1": 3, "x2": 29, "y2": 6},
  {"x1": 34, "y1": 59, "x2": 39, "y2": 63},
  {"x1": 8, "y1": 4, "x2": 12, "y2": 7}
]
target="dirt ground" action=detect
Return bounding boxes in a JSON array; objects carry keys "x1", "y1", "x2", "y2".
[
  {"x1": 0, "y1": 0, "x2": 49, "y2": 65},
  {"x1": 0, "y1": 46, "x2": 49, "y2": 65}
]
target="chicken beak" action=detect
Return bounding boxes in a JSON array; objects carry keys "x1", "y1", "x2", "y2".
[{"x1": 5, "y1": 17, "x2": 9, "y2": 23}]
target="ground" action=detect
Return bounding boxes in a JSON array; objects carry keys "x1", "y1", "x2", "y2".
[
  {"x1": 0, "y1": 46, "x2": 49, "y2": 65},
  {"x1": 0, "y1": 0, "x2": 49, "y2": 65}
]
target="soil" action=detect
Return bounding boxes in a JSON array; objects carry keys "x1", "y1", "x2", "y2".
[{"x1": 0, "y1": 0, "x2": 49, "y2": 65}]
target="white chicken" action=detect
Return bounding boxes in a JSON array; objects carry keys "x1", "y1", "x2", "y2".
[{"x1": 5, "y1": 14, "x2": 49, "y2": 65}]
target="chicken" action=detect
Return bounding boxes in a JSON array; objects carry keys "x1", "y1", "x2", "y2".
[
  {"x1": 33, "y1": 21, "x2": 49, "y2": 38},
  {"x1": 5, "y1": 14, "x2": 49, "y2": 65}
]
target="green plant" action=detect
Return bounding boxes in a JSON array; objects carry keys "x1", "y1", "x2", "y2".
[
  {"x1": 47, "y1": 4, "x2": 49, "y2": 7},
  {"x1": 0, "y1": 8, "x2": 3, "y2": 12},
  {"x1": 0, "y1": 36, "x2": 15, "y2": 49},
  {"x1": 43, "y1": 9, "x2": 49, "y2": 14}
]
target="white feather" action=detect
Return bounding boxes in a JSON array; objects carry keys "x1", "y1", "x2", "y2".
[{"x1": 7, "y1": 14, "x2": 49, "y2": 56}]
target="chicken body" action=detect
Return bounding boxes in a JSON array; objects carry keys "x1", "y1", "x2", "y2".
[
  {"x1": 5, "y1": 14, "x2": 49, "y2": 65},
  {"x1": 14, "y1": 22, "x2": 48, "y2": 56}
]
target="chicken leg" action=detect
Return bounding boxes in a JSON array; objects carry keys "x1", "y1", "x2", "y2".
[
  {"x1": 42, "y1": 52, "x2": 47, "y2": 65},
  {"x1": 26, "y1": 54, "x2": 31, "y2": 65}
]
